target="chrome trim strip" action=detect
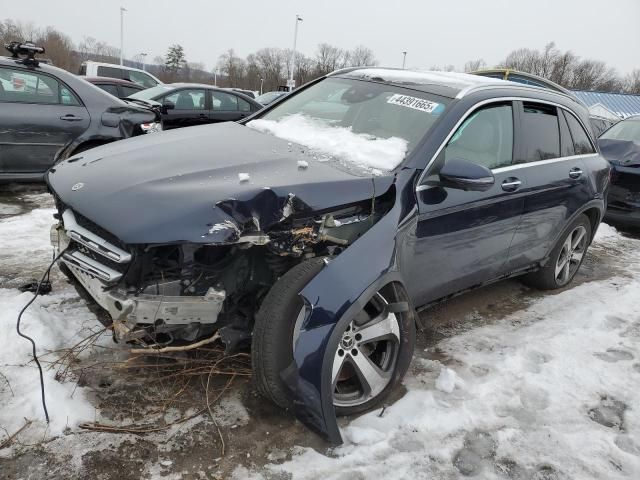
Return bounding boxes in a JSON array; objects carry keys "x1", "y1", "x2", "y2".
[
  {"x1": 62, "y1": 209, "x2": 131, "y2": 263},
  {"x1": 62, "y1": 250, "x2": 122, "y2": 283},
  {"x1": 416, "y1": 96, "x2": 599, "y2": 190},
  {"x1": 491, "y1": 153, "x2": 598, "y2": 174}
]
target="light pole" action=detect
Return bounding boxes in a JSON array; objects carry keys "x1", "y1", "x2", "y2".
[
  {"x1": 260, "y1": 78, "x2": 264, "y2": 95},
  {"x1": 120, "y1": 7, "x2": 127, "y2": 65},
  {"x1": 213, "y1": 69, "x2": 217, "y2": 87},
  {"x1": 402, "y1": 51, "x2": 407, "y2": 69},
  {"x1": 289, "y1": 14, "x2": 303, "y2": 91},
  {"x1": 139, "y1": 52, "x2": 147, "y2": 71}
]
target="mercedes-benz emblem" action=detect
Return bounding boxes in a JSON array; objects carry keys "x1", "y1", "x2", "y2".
[{"x1": 71, "y1": 182, "x2": 84, "y2": 191}]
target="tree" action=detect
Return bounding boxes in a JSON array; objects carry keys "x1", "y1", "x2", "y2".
[
  {"x1": 464, "y1": 58, "x2": 486, "y2": 72},
  {"x1": 165, "y1": 44, "x2": 186, "y2": 77},
  {"x1": 314, "y1": 43, "x2": 345, "y2": 75},
  {"x1": 347, "y1": 45, "x2": 377, "y2": 67},
  {"x1": 624, "y1": 69, "x2": 640, "y2": 94},
  {"x1": 216, "y1": 49, "x2": 246, "y2": 87}
]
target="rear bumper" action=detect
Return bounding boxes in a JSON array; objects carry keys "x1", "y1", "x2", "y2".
[
  {"x1": 0, "y1": 172, "x2": 45, "y2": 183},
  {"x1": 604, "y1": 208, "x2": 640, "y2": 228}
]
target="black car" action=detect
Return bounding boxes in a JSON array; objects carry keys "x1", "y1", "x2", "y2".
[
  {"x1": 0, "y1": 42, "x2": 160, "y2": 182},
  {"x1": 127, "y1": 83, "x2": 262, "y2": 130},
  {"x1": 83, "y1": 76, "x2": 145, "y2": 100},
  {"x1": 598, "y1": 115, "x2": 640, "y2": 227},
  {"x1": 47, "y1": 68, "x2": 609, "y2": 444}
]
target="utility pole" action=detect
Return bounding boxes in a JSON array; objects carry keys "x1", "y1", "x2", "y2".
[
  {"x1": 120, "y1": 7, "x2": 127, "y2": 65},
  {"x1": 288, "y1": 14, "x2": 303, "y2": 91},
  {"x1": 139, "y1": 52, "x2": 147, "y2": 71},
  {"x1": 260, "y1": 78, "x2": 264, "y2": 95},
  {"x1": 214, "y1": 69, "x2": 217, "y2": 87},
  {"x1": 402, "y1": 51, "x2": 407, "y2": 69}
]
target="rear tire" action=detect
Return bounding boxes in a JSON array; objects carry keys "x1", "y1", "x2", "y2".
[{"x1": 522, "y1": 214, "x2": 592, "y2": 290}]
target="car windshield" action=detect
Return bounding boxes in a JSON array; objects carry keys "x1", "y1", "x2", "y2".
[
  {"x1": 128, "y1": 84, "x2": 173, "y2": 100},
  {"x1": 248, "y1": 77, "x2": 449, "y2": 172},
  {"x1": 600, "y1": 118, "x2": 640, "y2": 143}
]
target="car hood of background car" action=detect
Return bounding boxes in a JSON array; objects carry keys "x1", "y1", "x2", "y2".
[
  {"x1": 598, "y1": 138, "x2": 640, "y2": 167},
  {"x1": 47, "y1": 122, "x2": 394, "y2": 245}
]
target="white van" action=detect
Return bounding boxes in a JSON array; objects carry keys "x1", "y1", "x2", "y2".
[{"x1": 79, "y1": 61, "x2": 163, "y2": 88}]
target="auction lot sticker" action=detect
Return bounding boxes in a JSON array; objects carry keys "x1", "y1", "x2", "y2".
[{"x1": 387, "y1": 94, "x2": 440, "y2": 113}]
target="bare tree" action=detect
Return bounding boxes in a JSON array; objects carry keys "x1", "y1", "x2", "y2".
[
  {"x1": 216, "y1": 49, "x2": 246, "y2": 87},
  {"x1": 464, "y1": 58, "x2": 486, "y2": 72},
  {"x1": 347, "y1": 45, "x2": 377, "y2": 67},
  {"x1": 624, "y1": 69, "x2": 640, "y2": 94},
  {"x1": 315, "y1": 43, "x2": 345, "y2": 75}
]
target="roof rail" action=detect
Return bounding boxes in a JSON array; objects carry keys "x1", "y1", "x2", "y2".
[{"x1": 457, "y1": 82, "x2": 585, "y2": 107}]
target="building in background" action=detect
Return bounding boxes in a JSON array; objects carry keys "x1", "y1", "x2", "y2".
[{"x1": 572, "y1": 90, "x2": 640, "y2": 120}]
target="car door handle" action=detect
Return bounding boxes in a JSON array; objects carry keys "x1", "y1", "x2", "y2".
[
  {"x1": 198, "y1": 113, "x2": 208, "y2": 118},
  {"x1": 569, "y1": 168, "x2": 583, "y2": 179},
  {"x1": 59, "y1": 114, "x2": 83, "y2": 122},
  {"x1": 501, "y1": 178, "x2": 522, "y2": 192}
]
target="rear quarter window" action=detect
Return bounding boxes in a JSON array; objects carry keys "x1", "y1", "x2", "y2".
[{"x1": 564, "y1": 111, "x2": 596, "y2": 155}]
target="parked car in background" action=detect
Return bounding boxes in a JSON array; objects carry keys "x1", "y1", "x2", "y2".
[
  {"x1": 227, "y1": 87, "x2": 256, "y2": 99},
  {"x1": 79, "y1": 61, "x2": 162, "y2": 88},
  {"x1": 598, "y1": 115, "x2": 640, "y2": 227},
  {"x1": 128, "y1": 83, "x2": 262, "y2": 129},
  {"x1": 0, "y1": 43, "x2": 161, "y2": 182},
  {"x1": 255, "y1": 90, "x2": 288, "y2": 106},
  {"x1": 48, "y1": 67, "x2": 609, "y2": 443},
  {"x1": 589, "y1": 115, "x2": 617, "y2": 138},
  {"x1": 83, "y1": 76, "x2": 145, "y2": 99}
]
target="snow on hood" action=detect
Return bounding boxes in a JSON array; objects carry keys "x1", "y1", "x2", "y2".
[{"x1": 248, "y1": 114, "x2": 408, "y2": 172}]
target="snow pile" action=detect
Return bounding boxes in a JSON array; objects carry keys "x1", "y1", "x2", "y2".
[
  {"x1": 253, "y1": 224, "x2": 640, "y2": 479},
  {"x1": 238, "y1": 172, "x2": 250, "y2": 183},
  {"x1": 248, "y1": 114, "x2": 408, "y2": 172},
  {"x1": 435, "y1": 367, "x2": 464, "y2": 393},
  {"x1": 0, "y1": 208, "x2": 97, "y2": 443}
]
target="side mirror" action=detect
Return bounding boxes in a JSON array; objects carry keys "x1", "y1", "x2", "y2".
[
  {"x1": 161, "y1": 103, "x2": 175, "y2": 114},
  {"x1": 434, "y1": 158, "x2": 495, "y2": 192}
]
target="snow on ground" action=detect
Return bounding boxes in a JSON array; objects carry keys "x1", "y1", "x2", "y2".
[
  {"x1": 244, "y1": 223, "x2": 640, "y2": 480},
  {"x1": 248, "y1": 114, "x2": 408, "y2": 172},
  {"x1": 0, "y1": 206, "x2": 99, "y2": 442}
]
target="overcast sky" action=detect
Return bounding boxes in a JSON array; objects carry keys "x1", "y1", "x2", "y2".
[{"x1": 4, "y1": 0, "x2": 639, "y2": 74}]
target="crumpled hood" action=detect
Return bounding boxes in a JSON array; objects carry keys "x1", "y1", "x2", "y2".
[
  {"x1": 598, "y1": 138, "x2": 640, "y2": 167},
  {"x1": 47, "y1": 122, "x2": 393, "y2": 244}
]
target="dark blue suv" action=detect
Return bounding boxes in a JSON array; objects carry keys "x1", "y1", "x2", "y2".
[{"x1": 47, "y1": 68, "x2": 610, "y2": 443}]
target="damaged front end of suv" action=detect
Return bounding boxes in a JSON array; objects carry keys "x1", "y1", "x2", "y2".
[
  {"x1": 45, "y1": 71, "x2": 454, "y2": 443},
  {"x1": 49, "y1": 163, "x2": 393, "y2": 350}
]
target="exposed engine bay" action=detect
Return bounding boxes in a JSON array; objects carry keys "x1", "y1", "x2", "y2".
[{"x1": 51, "y1": 190, "x2": 393, "y2": 352}]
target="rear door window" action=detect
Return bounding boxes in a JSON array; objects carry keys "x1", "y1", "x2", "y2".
[
  {"x1": 517, "y1": 102, "x2": 560, "y2": 162},
  {"x1": 163, "y1": 89, "x2": 206, "y2": 110},
  {"x1": 563, "y1": 111, "x2": 596, "y2": 155},
  {"x1": 211, "y1": 91, "x2": 239, "y2": 111},
  {"x1": 97, "y1": 66, "x2": 124, "y2": 79},
  {"x1": 128, "y1": 70, "x2": 158, "y2": 88},
  {"x1": 0, "y1": 67, "x2": 59, "y2": 104},
  {"x1": 120, "y1": 85, "x2": 142, "y2": 97},
  {"x1": 96, "y1": 83, "x2": 120, "y2": 97}
]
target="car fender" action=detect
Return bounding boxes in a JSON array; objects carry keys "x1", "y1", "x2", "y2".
[{"x1": 282, "y1": 169, "x2": 416, "y2": 443}]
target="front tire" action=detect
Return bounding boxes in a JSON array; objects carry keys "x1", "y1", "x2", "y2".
[
  {"x1": 522, "y1": 214, "x2": 592, "y2": 290},
  {"x1": 252, "y1": 258, "x2": 415, "y2": 415}
]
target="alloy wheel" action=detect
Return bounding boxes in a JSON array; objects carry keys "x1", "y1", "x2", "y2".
[
  {"x1": 294, "y1": 292, "x2": 401, "y2": 408},
  {"x1": 555, "y1": 225, "x2": 588, "y2": 286}
]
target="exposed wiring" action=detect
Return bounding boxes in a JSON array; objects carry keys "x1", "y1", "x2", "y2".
[{"x1": 16, "y1": 247, "x2": 67, "y2": 424}]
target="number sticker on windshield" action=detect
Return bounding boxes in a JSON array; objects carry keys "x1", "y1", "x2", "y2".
[{"x1": 386, "y1": 94, "x2": 440, "y2": 113}]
